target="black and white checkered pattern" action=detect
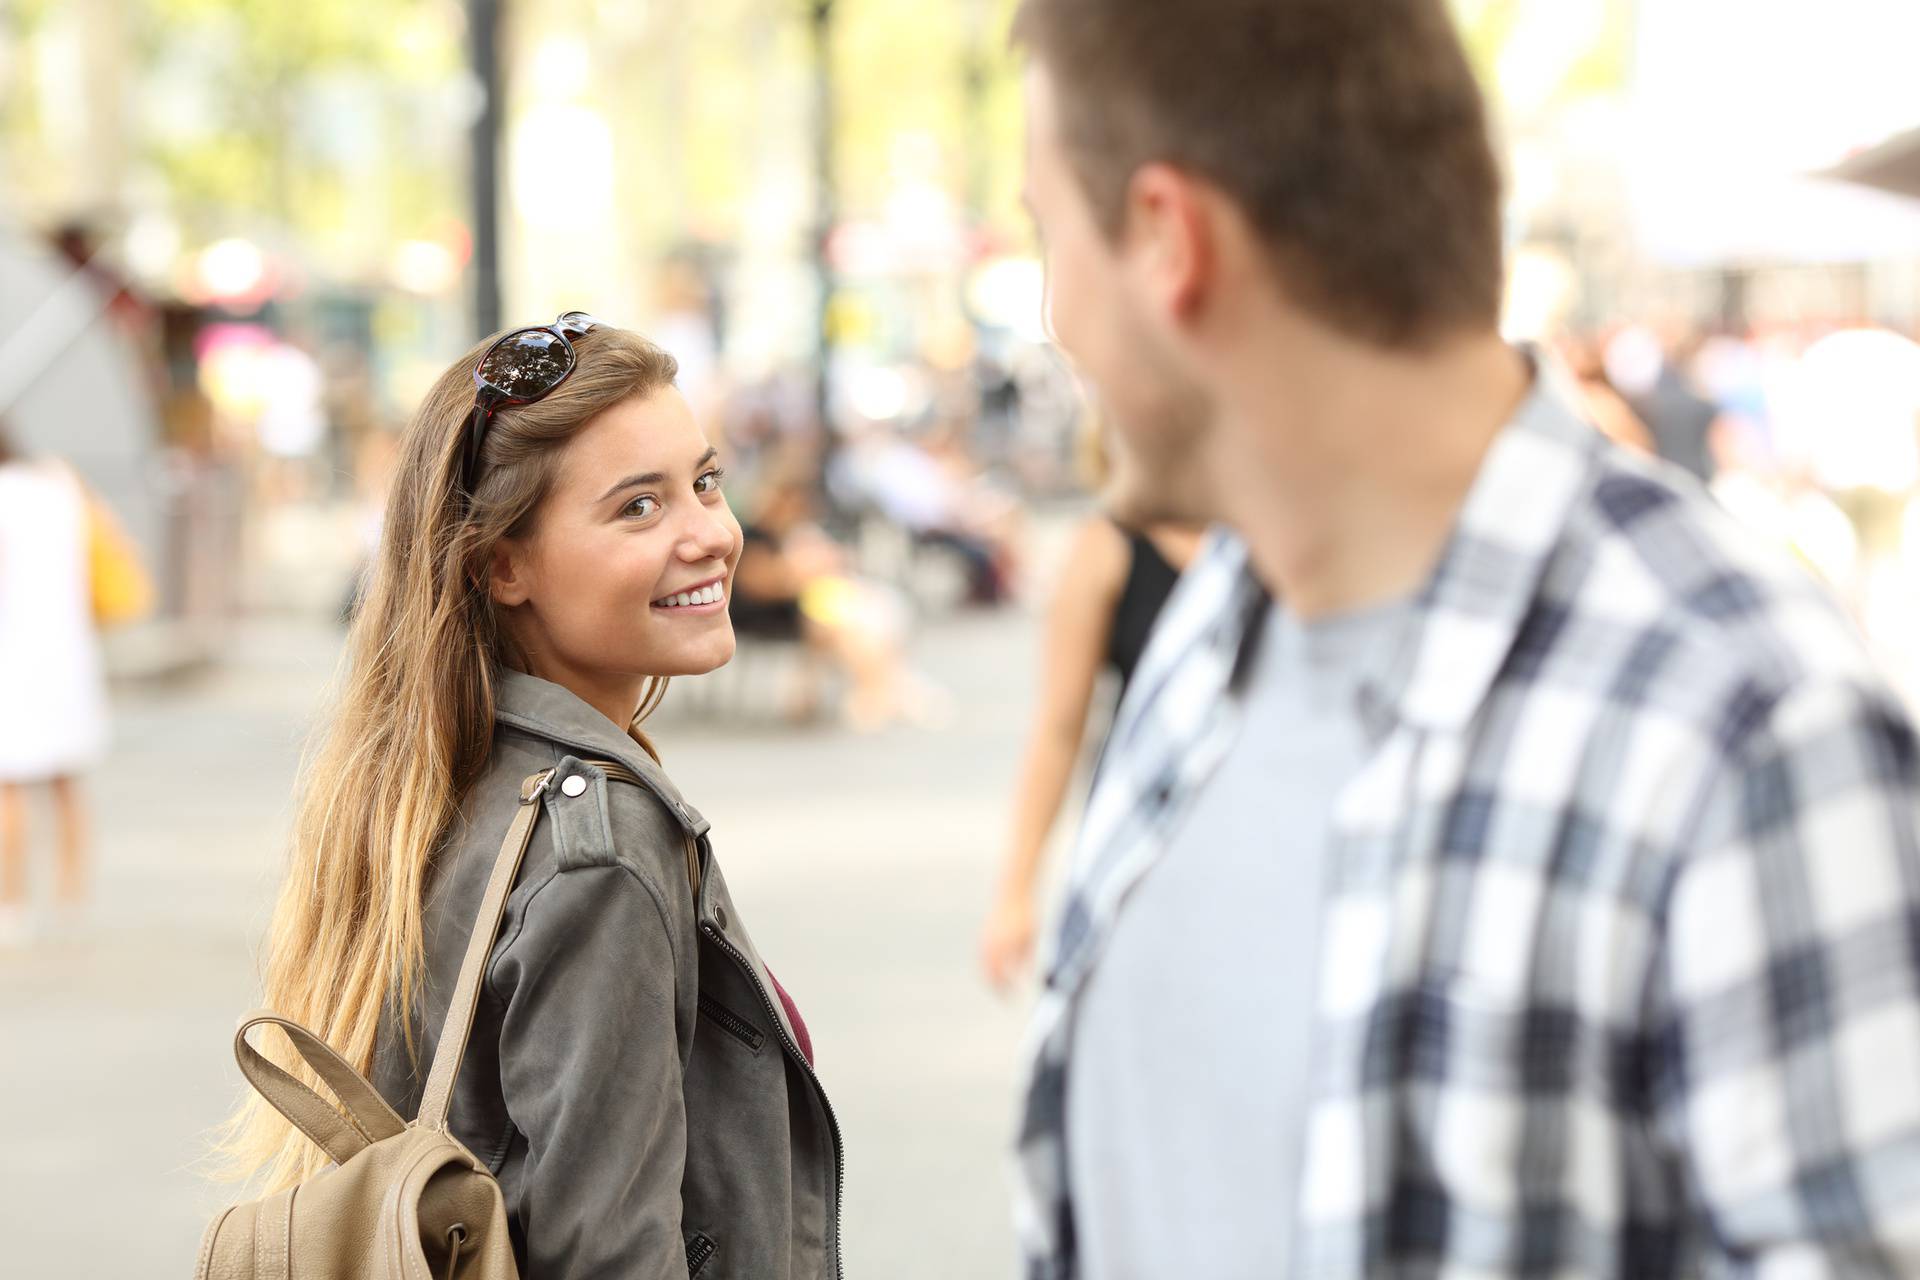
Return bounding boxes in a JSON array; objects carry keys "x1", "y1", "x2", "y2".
[{"x1": 1014, "y1": 360, "x2": 1920, "y2": 1278}]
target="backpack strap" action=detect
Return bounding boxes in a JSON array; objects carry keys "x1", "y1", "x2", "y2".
[
  {"x1": 416, "y1": 767, "x2": 555, "y2": 1131},
  {"x1": 233, "y1": 1012, "x2": 407, "y2": 1166},
  {"x1": 417, "y1": 758, "x2": 683, "y2": 1132}
]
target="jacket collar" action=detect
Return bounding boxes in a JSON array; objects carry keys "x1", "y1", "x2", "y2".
[
  {"x1": 493, "y1": 668, "x2": 708, "y2": 836},
  {"x1": 1366, "y1": 350, "x2": 1604, "y2": 736}
]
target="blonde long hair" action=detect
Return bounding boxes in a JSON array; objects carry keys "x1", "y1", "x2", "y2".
[{"x1": 216, "y1": 325, "x2": 679, "y2": 1191}]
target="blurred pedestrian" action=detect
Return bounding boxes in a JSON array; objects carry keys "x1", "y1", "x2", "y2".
[
  {"x1": 1010, "y1": 2, "x2": 1920, "y2": 1276},
  {"x1": 980, "y1": 419, "x2": 1203, "y2": 990},
  {"x1": 978, "y1": 513, "x2": 1200, "y2": 991},
  {"x1": 1558, "y1": 332, "x2": 1655, "y2": 455},
  {"x1": 852, "y1": 423, "x2": 1019, "y2": 605},
  {"x1": 1605, "y1": 324, "x2": 1723, "y2": 482},
  {"x1": 215, "y1": 317, "x2": 843, "y2": 1275},
  {"x1": 0, "y1": 418, "x2": 111, "y2": 946},
  {"x1": 1780, "y1": 327, "x2": 1920, "y2": 701},
  {"x1": 732, "y1": 471, "x2": 943, "y2": 730}
]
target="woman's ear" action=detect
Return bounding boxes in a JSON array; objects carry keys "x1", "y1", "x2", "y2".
[{"x1": 489, "y1": 538, "x2": 533, "y2": 607}]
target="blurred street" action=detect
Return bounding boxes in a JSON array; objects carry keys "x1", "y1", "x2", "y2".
[
  {"x1": 0, "y1": 588, "x2": 1061, "y2": 1277},
  {"x1": 6, "y1": 1, "x2": 1920, "y2": 1275}
]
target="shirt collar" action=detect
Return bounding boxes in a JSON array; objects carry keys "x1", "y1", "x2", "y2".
[
  {"x1": 493, "y1": 667, "x2": 708, "y2": 835},
  {"x1": 1376, "y1": 348, "x2": 1603, "y2": 733},
  {"x1": 1201, "y1": 347, "x2": 1603, "y2": 738}
]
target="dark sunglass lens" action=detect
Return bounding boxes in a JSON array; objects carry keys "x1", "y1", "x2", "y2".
[{"x1": 479, "y1": 330, "x2": 572, "y2": 398}]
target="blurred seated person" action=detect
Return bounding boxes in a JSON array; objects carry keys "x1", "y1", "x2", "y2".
[
  {"x1": 856, "y1": 422, "x2": 1019, "y2": 605},
  {"x1": 732, "y1": 474, "x2": 945, "y2": 731}
]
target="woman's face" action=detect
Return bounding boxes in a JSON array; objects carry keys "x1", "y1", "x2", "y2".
[{"x1": 491, "y1": 387, "x2": 741, "y2": 724}]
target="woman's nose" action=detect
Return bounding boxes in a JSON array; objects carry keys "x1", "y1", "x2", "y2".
[{"x1": 679, "y1": 505, "x2": 736, "y2": 561}]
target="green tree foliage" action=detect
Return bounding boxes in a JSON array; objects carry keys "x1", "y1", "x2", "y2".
[
  {"x1": 1452, "y1": 0, "x2": 1632, "y2": 119},
  {"x1": 131, "y1": 0, "x2": 465, "y2": 262}
]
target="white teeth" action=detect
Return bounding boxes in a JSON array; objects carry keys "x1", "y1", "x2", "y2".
[{"x1": 655, "y1": 584, "x2": 722, "y2": 608}]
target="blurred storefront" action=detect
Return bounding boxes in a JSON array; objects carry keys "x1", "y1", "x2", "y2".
[
  {"x1": 0, "y1": 225, "x2": 240, "y2": 674},
  {"x1": 1486, "y1": 0, "x2": 1920, "y2": 335},
  {"x1": 8, "y1": 0, "x2": 1911, "y2": 672}
]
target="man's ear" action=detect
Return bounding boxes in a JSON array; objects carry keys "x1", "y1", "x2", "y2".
[
  {"x1": 1124, "y1": 163, "x2": 1214, "y2": 322},
  {"x1": 489, "y1": 538, "x2": 532, "y2": 607}
]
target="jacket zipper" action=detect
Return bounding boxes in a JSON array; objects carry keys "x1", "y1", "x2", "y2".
[
  {"x1": 685, "y1": 1231, "x2": 717, "y2": 1276},
  {"x1": 702, "y1": 923, "x2": 846, "y2": 1280},
  {"x1": 698, "y1": 993, "x2": 767, "y2": 1052},
  {"x1": 583, "y1": 760, "x2": 841, "y2": 1277}
]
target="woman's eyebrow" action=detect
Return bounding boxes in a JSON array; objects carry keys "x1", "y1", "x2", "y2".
[
  {"x1": 596, "y1": 448, "x2": 720, "y2": 503},
  {"x1": 598, "y1": 471, "x2": 665, "y2": 502}
]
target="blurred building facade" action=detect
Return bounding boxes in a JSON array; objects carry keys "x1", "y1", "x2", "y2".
[{"x1": 4, "y1": 0, "x2": 1920, "y2": 666}]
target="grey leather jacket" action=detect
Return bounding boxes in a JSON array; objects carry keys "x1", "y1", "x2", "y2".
[{"x1": 371, "y1": 670, "x2": 844, "y2": 1279}]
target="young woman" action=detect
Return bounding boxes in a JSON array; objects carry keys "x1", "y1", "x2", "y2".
[{"x1": 221, "y1": 317, "x2": 843, "y2": 1278}]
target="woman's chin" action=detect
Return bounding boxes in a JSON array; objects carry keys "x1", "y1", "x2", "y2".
[{"x1": 652, "y1": 629, "x2": 736, "y2": 678}]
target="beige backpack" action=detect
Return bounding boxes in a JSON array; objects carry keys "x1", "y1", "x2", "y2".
[{"x1": 197, "y1": 765, "x2": 645, "y2": 1279}]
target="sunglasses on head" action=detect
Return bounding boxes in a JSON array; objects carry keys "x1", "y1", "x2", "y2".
[{"x1": 461, "y1": 311, "x2": 602, "y2": 492}]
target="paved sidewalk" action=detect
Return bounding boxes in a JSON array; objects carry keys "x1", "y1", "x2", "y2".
[{"x1": 0, "y1": 596, "x2": 1064, "y2": 1277}]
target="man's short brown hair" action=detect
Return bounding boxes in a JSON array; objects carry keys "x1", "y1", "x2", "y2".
[{"x1": 1014, "y1": 0, "x2": 1505, "y2": 348}]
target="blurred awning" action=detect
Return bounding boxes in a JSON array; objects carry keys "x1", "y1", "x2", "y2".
[
  {"x1": 1628, "y1": 168, "x2": 1920, "y2": 267},
  {"x1": 1620, "y1": 0, "x2": 1920, "y2": 264},
  {"x1": 1825, "y1": 126, "x2": 1920, "y2": 200},
  {"x1": 0, "y1": 227, "x2": 165, "y2": 556}
]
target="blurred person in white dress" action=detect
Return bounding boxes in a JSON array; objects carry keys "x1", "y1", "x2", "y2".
[{"x1": 0, "y1": 419, "x2": 111, "y2": 945}]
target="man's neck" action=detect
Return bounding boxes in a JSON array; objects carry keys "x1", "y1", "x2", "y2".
[{"x1": 1210, "y1": 327, "x2": 1532, "y2": 618}]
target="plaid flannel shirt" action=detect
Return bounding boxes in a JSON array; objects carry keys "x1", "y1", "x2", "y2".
[{"x1": 1014, "y1": 360, "x2": 1920, "y2": 1279}]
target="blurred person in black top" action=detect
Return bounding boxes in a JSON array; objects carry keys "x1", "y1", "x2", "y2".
[{"x1": 980, "y1": 499, "x2": 1203, "y2": 991}]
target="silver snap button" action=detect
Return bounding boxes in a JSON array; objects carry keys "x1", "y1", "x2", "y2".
[
  {"x1": 713, "y1": 905, "x2": 729, "y2": 930},
  {"x1": 560, "y1": 775, "x2": 587, "y2": 798}
]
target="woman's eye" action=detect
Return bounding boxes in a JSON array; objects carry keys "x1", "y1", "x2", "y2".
[
  {"x1": 695, "y1": 467, "x2": 726, "y2": 496},
  {"x1": 623, "y1": 495, "x2": 660, "y2": 519}
]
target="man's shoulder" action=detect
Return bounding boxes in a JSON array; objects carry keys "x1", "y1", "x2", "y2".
[
  {"x1": 1562, "y1": 451, "x2": 1871, "y2": 684},
  {"x1": 1508, "y1": 449, "x2": 1892, "y2": 770}
]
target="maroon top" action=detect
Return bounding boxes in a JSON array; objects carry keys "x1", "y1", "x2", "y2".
[{"x1": 765, "y1": 967, "x2": 814, "y2": 1066}]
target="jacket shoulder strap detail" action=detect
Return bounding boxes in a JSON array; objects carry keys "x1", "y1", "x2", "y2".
[{"x1": 416, "y1": 761, "x2": 697, "y2": 1130}]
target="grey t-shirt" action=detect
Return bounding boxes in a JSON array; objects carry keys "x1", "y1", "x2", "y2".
[{"x1": 1065, "y1": 594, "x2": 1411, "y2": 1278}]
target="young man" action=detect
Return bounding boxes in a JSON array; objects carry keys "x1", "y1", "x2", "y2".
[{"x1": 1010, "y1": 1, "x2": 1920, "y2": 1276}]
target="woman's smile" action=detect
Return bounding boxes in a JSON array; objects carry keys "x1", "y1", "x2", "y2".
[{"x1": 650, "y1": 574, "x2": 729, "y2": 615}]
